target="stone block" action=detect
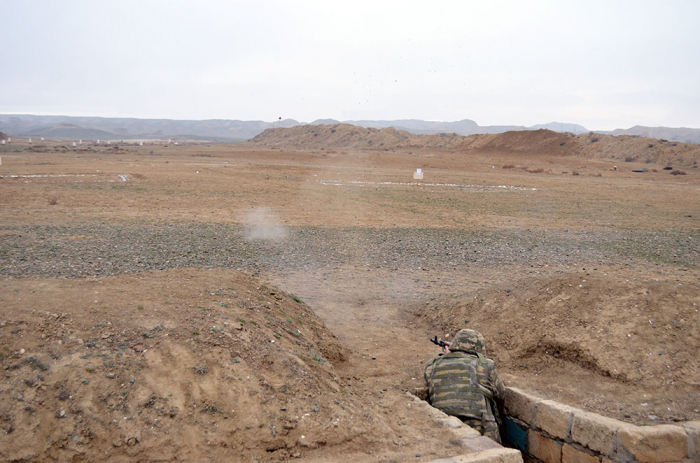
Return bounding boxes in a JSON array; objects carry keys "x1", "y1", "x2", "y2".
[
  {"x1": 505, "y1": 387, "x2": 543, "y2": 425},
  {"x1": 460, "y1": 435, "x2": 503, "y2": 453},
  {"x1": 452, "y1": 425, "x2": 482, "y2": 439},
  {"x1": 562, "y1": 443, "x2": 600, "y2": 463},
  {"x1": 441, "y1": 416, "x2": 466, "y2": 429},
  {"x1": 534, "y1": 400, "x2": 576, "y2": 441},
  {"x1": 528, "y1": 429, "x2": 563, "y2": 463},
  {"x1": 571, "y1": 409, "x2": 628, "y2": 455},
  {"x1": 682, "y1": 421, "x2": 700, "y2": 459},
  {"x1": 427, "y1": 448, "x2": 524, "y2": 463},
  {"x1": 617, "y1": 424, "x2": 688, "y2": 463},
  {"x1": 425, "y1": 405, "x2": 450, "y2": 419}
]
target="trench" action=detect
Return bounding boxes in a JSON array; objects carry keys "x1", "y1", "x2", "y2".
[{"x1": 266, "y1": 266, "x2": 696, "y2": 463}]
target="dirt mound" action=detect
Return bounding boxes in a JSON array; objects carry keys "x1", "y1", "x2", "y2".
[
  {"x1": 249, "y1": 123, "x2": 476, "y2": 151},
  {"x1": 0, "y1": 269, "x2": 415, "y2": 462},
  {"x1": 416, "y1": 268, "x2": 700, "y2": 423},
  {"x1": 465, "y1": 130, "x2": 700, "y2": 165},
  {"x1": 576, "y1": 132, "x2": 700, "y2": 166},
  {"x1": 250, "y1": 123, "x2": 421, "y2": 150},
  {"x1": 461, "y1": 130, "x2": 578, "y2": 156},
  {"x1": 249, "y1": 124, "x2": 700, "y2": 167}
]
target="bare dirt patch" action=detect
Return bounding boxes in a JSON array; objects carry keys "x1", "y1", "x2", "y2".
[
  {"x1": 0, "y1": 269, "x2": 457, "y2": 462},
  {"x1": 1, "y1": 134, "x2": 699, "y2": 461}
]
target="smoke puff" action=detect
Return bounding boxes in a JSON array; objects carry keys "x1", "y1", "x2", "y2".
[{"x1": 242, "y1": 207, "x2": 288, "y2": 242}]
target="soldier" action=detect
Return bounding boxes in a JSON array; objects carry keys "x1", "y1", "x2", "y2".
[{"x1": 424, "y1": 329, "x2": 505, "y2": 443}]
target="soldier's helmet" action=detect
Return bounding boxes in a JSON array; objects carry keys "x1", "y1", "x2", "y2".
[{"x1": 448, "y1": 329, "x2": 487, "y2": 355}]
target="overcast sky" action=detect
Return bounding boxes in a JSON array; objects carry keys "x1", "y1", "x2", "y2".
[{"x1": 2, "y1": 0, "x2": 699, "y2": 130}]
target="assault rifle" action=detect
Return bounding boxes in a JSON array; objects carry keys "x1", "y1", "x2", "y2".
[{"x1": 430, "y1": 336, "x2": 450, "y2": 348}]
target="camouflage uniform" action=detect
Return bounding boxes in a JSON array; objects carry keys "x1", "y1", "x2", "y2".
[{"x1": 424, "y1": 329, "x2": 505, "y2": 443}]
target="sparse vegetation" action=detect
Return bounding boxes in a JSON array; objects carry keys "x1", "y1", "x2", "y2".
[{"x1": 192, "y1": 363, "x2": 208, "y2": 375}]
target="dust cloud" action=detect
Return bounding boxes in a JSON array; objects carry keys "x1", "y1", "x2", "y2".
[{"x1": 241, "y1": 207, "x2": 288, "y2": 242}]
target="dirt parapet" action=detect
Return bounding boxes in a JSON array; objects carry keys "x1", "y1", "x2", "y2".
[
  {"x1": 416, "y1": 269, "x2": 700, "y2": 424},
  {"x1": 0, "y1": 269, "x2": 409, "y2": 462}
]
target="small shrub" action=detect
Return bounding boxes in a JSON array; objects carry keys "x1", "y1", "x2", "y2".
[
  {"x1": 502, "y1": 164, "x2": 515, "y2": 169},
  {"x1": 48, "y1": 197, "x2": 58, "y2": 206},
  {"x1": 590, "y1": 137, "x2": 599, "y2": 143},
  {"x1": 292, "y1": 296, "x2": 302, "y2": 303},
  {"x1": 624, "y1": 156, "x2": 634, "y2": 162},
  {"x1": 202, "y1": 404, "x2": 218, "y2": 414},
  {"x1": 192, "y1": 363, "x2": 208, "y2": 375},
  {"x1": 670, "y1": 170, "x2": 686, "y2": 175},
  {"x1": 572, "y1": 171, "x2": 579, "y2": 176}
]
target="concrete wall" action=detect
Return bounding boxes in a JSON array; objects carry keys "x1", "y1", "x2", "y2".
[{"x1": 502, "y1": 387, "x2": 699, "y2": 463}]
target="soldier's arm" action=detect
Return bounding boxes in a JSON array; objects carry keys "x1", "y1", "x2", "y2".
[{"x1": 490, "y1": 367, "x2": 506, "y2": 401}]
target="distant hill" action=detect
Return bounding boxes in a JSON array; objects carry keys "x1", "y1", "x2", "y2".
[
  {"x1": 341, "y1": 118, "x2": 518, "y2": 135},
  {"x1": 611, "y1": 125, "x2": 700, "y2": 144},
  {"x1": 0, "y1": 115, "x2": 269, "y2": 142},
  {"x1": 250, "y1": 124, "x2": 700, "y2": 167},
  {"x1": 529, "y1": 122, "x2": 589, "y2": 133},
  {"x1": 0, "y1": 114, "x2": 588, "y2": 141},
  {"x1": 24, "y1": 124, "x2": 118, "y2": 140},
  {"x1": 1, "y1": 114, "x2": 698, "y2": 145},
  {"x1": 0, "y1": 131, "x2": 7, "y2": 141}
]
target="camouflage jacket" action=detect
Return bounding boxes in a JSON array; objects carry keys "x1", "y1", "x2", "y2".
[{"x1": 423, "y1": 350, "x2": 505, "y2": 424}]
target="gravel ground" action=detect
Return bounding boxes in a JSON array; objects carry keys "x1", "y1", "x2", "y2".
[{"x1": 1, "y1": 224, "x2": 697, "y2": 279}]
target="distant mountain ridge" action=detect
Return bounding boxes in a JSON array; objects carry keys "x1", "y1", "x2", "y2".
[
  {"x1": 611, "y1": 125, "x2": 700, "y2": 144},
  {"x1": 310, "y1": 119, "x2": 589, "y2": 136},
  {"x1": 0, "y1": 114, "x2": 698, "y2": 144}
]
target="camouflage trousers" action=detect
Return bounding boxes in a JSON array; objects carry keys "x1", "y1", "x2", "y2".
[{"x1": 459, "y1": 417, "x2": 502, "y2": 444}]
